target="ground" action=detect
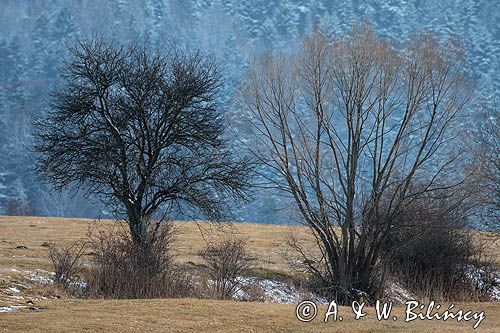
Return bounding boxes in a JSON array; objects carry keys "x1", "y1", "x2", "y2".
[{"x1": 0, "y1": 216, "x2": 499, "y2": 332}]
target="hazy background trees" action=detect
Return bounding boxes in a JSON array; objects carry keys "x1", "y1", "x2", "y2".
[
  {"x1": 241, "y1": 23, "x2": 474, "y2": 303},
  {"x1": 0, "y1": 1, "x2": 499, "y2": 223}
]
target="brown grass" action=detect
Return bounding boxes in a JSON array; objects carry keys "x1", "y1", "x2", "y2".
[
  {"x1": 0, "y1": 215, "x2": 499, "y2": 332},
  {"x1": 1, "y1": 299, "x2": 499, "y2": 332},
  {"x1": 4, "y1": 216, "x2": 496, "y2": 272},
  {"x1": 0, "y1": 216, "x2": 318, "y2": 274}
]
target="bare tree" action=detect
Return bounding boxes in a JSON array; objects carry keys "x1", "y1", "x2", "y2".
[
  {"x1": 240, "y1": 23, "x2": 472, "y2": 303},
  {"x1": 35, "y1": 37, "x2": 252, "y2": 254},
  {"x1": 469, "y1": 102, "x2": 499, "y2": 231}
]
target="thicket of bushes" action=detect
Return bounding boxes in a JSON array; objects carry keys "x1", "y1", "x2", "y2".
[
  {"x1": 47, "y1": 222, "x2": 255, "y2": 301},
  {"x1": 381, "y1": 197, "x2": 497, "y2": 302}
]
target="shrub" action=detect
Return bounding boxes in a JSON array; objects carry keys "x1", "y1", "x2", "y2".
[
  {"x1": 47, "y1": 241, "x2": 87, "y2": 290},
  {"x1": 382, "y1": 198, "x2": 491, "y2": 301},
  {"x1": 85, "y1": 220, "x2": 195, "y2": 299},
  {"x1": 199, "y1": 238, "x2": 253, "y2": 300}
]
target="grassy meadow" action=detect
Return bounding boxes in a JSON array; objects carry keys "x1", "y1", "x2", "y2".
[{"x1": 0, "y1": 216, "x2": 499, "y2": 332}]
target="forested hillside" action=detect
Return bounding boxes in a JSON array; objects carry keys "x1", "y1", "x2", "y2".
[{"x1": 0, "y1": 0, "x2": 498, "y2": 222}]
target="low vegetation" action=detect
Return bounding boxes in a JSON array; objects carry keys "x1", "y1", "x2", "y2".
[{"x1": 198, "y1": 237, "x2": 254, "y2": 300}]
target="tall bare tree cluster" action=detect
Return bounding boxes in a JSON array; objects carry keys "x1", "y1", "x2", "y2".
[
  {"x1": 35, "y1": 38, "x2": 252, "y2": 254},
  {"x1": 241, "y1": 23, "x2": 472, "y2": 302}
]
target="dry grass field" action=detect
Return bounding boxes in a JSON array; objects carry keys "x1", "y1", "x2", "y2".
[
  {"x1": 0, "y1": 216, "x2": 499, "y2": 332},
  {"x1": 2, "y1": 299, "x2": 500, "y2": 332},
  {"x1": 0, "y1": 216, "x2": 316, "y2": 274}
]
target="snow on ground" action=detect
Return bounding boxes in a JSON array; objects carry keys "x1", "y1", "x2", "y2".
[
  {"x1": 233, "y1": 277, "x2": 328, "y2": 304},
  {"x1": 490, "y1": 274, "x2": 500, "y2": 301},
  {"x1": 233, "y1": 267, "x2": 500, "y2": 304},
  {"x1": 27, "y1": 270, "x2": 55, "y2": 285},
  {"x1": 0, "y1": 268, "x2": 58, "y2": 313},
  {"x1": 0, "y1": 306, "x2": 16, "y2": 313},
  {"x1": 467, "y1": 265, "x2": 500, "y2": 301}
]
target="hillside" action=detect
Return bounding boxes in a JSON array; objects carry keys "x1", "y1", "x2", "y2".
[
  {"x1": 0, "y1": 216, "x2": 499, "y2": 332},
  {"x1": 0, "y1": 0, "x2": 499, "y2": 223}
]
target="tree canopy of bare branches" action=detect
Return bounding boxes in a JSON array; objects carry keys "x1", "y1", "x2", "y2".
[
  {"x1": 241, "y1": 23, "x2": 473, "y2": 303},
  {"x1": 469, "y1": 102, "x2": 499, "y2": 231},
  {"x1": 35, "y1": 37, "x2": 252, "y2": 250}
]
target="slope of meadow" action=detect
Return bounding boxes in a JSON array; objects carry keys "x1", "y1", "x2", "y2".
[{"x1": 0, "y1": 216, "x2": 499, "y2": 332}]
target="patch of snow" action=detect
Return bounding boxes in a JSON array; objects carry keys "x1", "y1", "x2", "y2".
[
  {"x1": 8, "y1": 287, "x2": 20, "y2": 293},
  {"x1": 13, "y1": 283, "x2": 29, "y2": 289},
  {"x1": 10, "y1": 305, "x2": 27, "y2": 310},
  {"x1": 466, "y1": 265, "x2": 500, "y2": 301},
  {"x1": 23, "y1": 269, "x2": 56, "y2": 285},
  {"x1": 232, "y1": 277, "x2": 327, "y2": 304},
  {"x1": 351, "y1": 288, "x2": 371, "y2": 300},
  {"x1": 69, "y1": 281, "x2": 88, "y2": 290},
  {"x1": 383, "y1": 266, "x2": 500, "y2": 303},
  {"x1": 8, "y1": 295, "x2": 24, "y2": 300},
  {"x1": 26, "y1": 269, "x2": 87, "y2": 291},
  {"x1": 467, "y1": 265, "x2": 487, "y2": 289},
  {"x1": 0, "y1": 307, "x2": 16, "y2": 313}
]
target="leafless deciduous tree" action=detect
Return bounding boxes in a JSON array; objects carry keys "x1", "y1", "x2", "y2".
[
  {"x1": 35, "y1": 37, "x2": 252, "y2": 253},
  {"x1": 469, "y1": 102, "x2": 499, "y2": 231},
  {"x1": 241, "y1": 23, "x2": 472, "y2": 303}
]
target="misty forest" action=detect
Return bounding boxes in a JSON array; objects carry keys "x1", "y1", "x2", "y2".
[{"x1": 0, "y1": 0, "x2": 499, "y2": 224}]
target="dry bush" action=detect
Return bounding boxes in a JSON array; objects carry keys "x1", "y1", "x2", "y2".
[
  {"x1": 199, "y1": 238, "x2": 253, "y2": 300},
  {"x1": 285, "y1": 233, "x2": 378, "y2": 303},
  {"x1": 85, "y1": 220, "x2": 196, "y2": 299},
  {"x1": 47, "y1": 241, "x2": 87, "y2": 290},
  {"x1": 285, "y1": 188, "x2": 498, "y2": 303},
  {"x1": 382, "y1": 198, "x2": 495, "y2": 302}
]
